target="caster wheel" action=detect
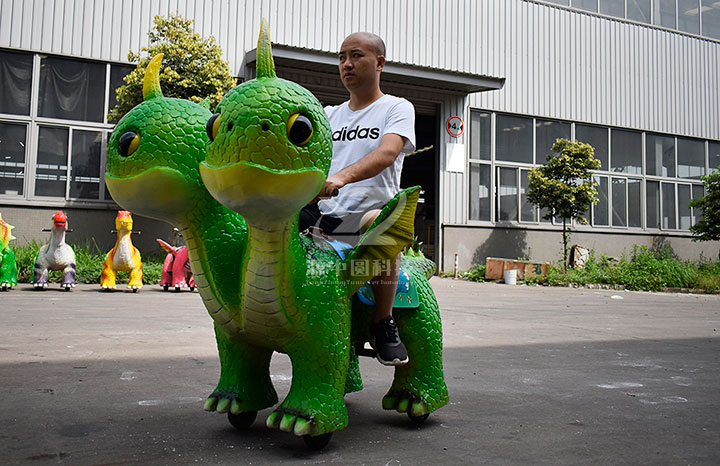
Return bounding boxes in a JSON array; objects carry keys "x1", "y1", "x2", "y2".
[
  {"x1": 132, "y1": 288, "x2": 138, "y2": 293},
  {"x1": 163, "y1": 285, "x2": 169, "y2": 291},
  {"x1": 408, "y1": 412, "x2": 430, "y2": 424},
  {"x1": 189, "y1": 287, "x2": 195, "y2": 292},
  {"x1": 303, "y1": 432, "x2": 332, "y2": 450},
  {"x1": 64, "y1": 287, "x2": 70, "y2": 292},
  {"x1": 227, "y1": 411, "x2": 257, "y2": 430}
]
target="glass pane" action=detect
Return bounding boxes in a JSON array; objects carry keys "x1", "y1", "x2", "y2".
[
  {"x1": 628, "y1": 0, "x2": 651, "y2": 23},
  {"x1": 0, "y1": 122, "x2": 27, "y2": 195},
  {"x1": 646, "y1": 180, "x2": 660, "y2": 229},
  {"x1": 692, "y1": 184, "x2": 704, "y2": 226},
  {"x1": 0, "y1": 50, "x2": 33, "y2": 115},
  {"x1": 677, "y1": 138, "x2": 705, "y2": 179},
  {"x1": 611, "y1": 129, "x2": 642, "y2": 175},
  {"x1": 535, "y1": 119, "x2": 571, "y2": 165},
  {"x1": 38, "y1": 56, "x2": 106, "y2": 122},
  {"x1": 497, "y1": 167, "x2": 518, "y2": 222},
  {"x1": 627, "y1": 178, "x2": 641, "y2": 228},
  {"x1": 678, "y1": 0, "x2": 701, "y2": 34},
  {"x1": 520, "y1": 170, "x2": 536, "y2": 222},
  {"x1": 70, "y1": 130, "x2": 102, "y2": 199},
  {"x1": 469, "y1": 163, "x2": 491, "y2": 221},
  {"x1": 573, "y1": 0, "x2": 598, "y2": 12},
  {"x1": 710, "y1": 141, "x2": 720, "y2": 173},
  {"x1": 702, "y1": 0, "x2": 720, "y2": 39},
  {"x1": 645, "y1": 133, "x2": 675, "y2": 177},
  {"x1": 496, "y1": 114, "x2": 532, "y2": 163},
  {"x1": 35, "y1": 126, "x2": 69, "y2": 197},
  {"x1": 599, "y1": 0, "x2": 625, "y2": 17},
  {"x1": 109, "y1": 64, "x2": 134, "y2": 122},
  {"x1": 593, "y1": 176, "x2": 609, "y2": 226},
  {"x1": 576, "y1": 124, "x2": 608, "y2": 171},
  {"x1": 654, "y1": 0, "x2": 677, "y2": 28},
  {"x1": 662, "y1": 182, "x2": 676, "y2": 229},
  {"x1": 678, "y1": 184, "x2": 692, "y2": 229},
  {"x1": 545, "y1": 0, "x2": 570, "y2": 5},
  {"x1": 612, "y1": 177, "x2": 627, "y2": 227},
  {"x1": 469, "y1": 111, "x2": 491, "y2": 161}
]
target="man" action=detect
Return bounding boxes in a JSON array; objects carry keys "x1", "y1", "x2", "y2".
[{"x1": 299, "y1": 32, "x2": 416, "y2": 366}]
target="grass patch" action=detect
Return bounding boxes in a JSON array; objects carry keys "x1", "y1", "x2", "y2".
[{"x1": 12, "y1": 241, "x2": 164, "y2": 285}]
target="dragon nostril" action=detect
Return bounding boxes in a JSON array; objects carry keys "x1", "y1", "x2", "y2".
[{"x1": 261, "y1": 123, "x2": 269, "y2": 131}]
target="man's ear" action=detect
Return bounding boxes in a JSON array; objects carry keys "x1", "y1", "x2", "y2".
[{"x1": 376, "y1": 55, "x2": 385, "y2": 71}]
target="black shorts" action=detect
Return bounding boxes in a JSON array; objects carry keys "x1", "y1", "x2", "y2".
[{"x1": 299, "y1": 203, "x2": 366, "y2": 245}]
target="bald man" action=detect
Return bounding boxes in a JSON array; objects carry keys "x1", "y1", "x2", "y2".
[{"x1": 299, "y1": 32, "x2": 416, "y2": 366}]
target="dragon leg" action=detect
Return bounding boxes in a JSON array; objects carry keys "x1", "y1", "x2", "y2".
[
  {"x1": 0, "y1": 249, "x2": 17, "y2": 289},
  {"x1": 205, "y1": 323, "x2": 277, "y2": 414},
  {"x1": 382, "y1": 276, "x2": 449, "y2": 417},
  {"x1": 127, "y1": 249, "x2": 143, "y2": 289},
  {"x1": 33, "y1": 258, "x2": 49, "y2": 288},
  {"x1": 61, "y1": 263, "x2": 76, "y2": 287},
  {"x1": 100, "y1": 254, "x2": 117, "y2": 289},
  {"x1": 160, "y1": 253, "x2": 174, "y2": 287},
  {"x1": 267, "y1": 331, "x2": 351, "y2": 437}
]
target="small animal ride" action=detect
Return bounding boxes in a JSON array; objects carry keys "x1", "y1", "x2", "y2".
[
  {"x1": 0, "y1": 213, "x2": 18, "y2": 291},
  {"x1": 100, "y1": 210, "x2": 143, "y2": 292},
  {"x1": 33, "y1": 211, "x2": 76, "y2": 291},
  {"x1": 157, "y1": 238, "x2": 195, "y2": 292}
]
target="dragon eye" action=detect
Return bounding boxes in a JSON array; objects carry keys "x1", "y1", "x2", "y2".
[
  {"x1": 287, "y1": 113, "x2": 313, "y2": 146},
  {"x1": 118, "y1": 132, "x2": 140, "y2": 157},
  {"x1": 207, "y1": 113, "x2": 221, "y2": 141}
]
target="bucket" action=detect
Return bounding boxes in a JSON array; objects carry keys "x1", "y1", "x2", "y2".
[{"x1": 503, "y1": 269, "x2": 517, "y2": 285}]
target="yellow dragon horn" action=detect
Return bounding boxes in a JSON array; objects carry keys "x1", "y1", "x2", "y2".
[
  {"x1": 143, "y1": 53, "x2": 164, "y2": 100},
  {"x1": 0, "y1": 213, "x2": 16, "y2": 251},
  {"x1": 256, "y1": 18, "x2": 276, "y2": 79}
]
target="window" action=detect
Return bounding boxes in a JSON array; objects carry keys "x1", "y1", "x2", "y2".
[
  {"x1": 109, "y1": 64, "x2": 135, "y2": 121},
  {"x1": 645, "y1": 133, "x2": 675, "y2": 177},
  {"x1": 576, "y1": 124, "x2": 608, "y2": 170},
  {"x1": 702, "y1": 0, "x2": 720, "y2": 39},
  {"x1": 70, "y1": 130, "x2": 103, "y2": 200},
  {"x1": 573, "y1": 0, "x2": 599, "y2": 12},
  {"x1": 599, "y1": 0, "x2": 625, "y2": 17},
  {"x1": 496, "y1": 114, "x2": 532, "y2": 163},
  {"x1": 678, "y1": 0, "x2": 701, "y2": 34},
  {"x1": 545, "y1": 0, "x2": 570, "y2": 5},
  {"x1": 662, "y1": 182, "x2": 676, "y2": 229},
  {"x1": 647, "y1": 180, "x2": 660, "y2": 229},
  {"x1": 35, "y1": 126, "x2": 69, "y2": 197},
  {"x1": 677, "y1": 137, "x2": 705, "y2": 179},
  {"x1": 654, "y1": 0, "x2": 677, "y2": 28},
  {"x1": 0, "y1": 122, "x2": 27, "y2": 195},
  {"x1": 628, "y1": 178, "x2": 642, "y2": 227},
  {"x1": 536, "y1": 119, "x2": 570, "y2": 165},
  {"x1": 469, "y1": 111, "x2": 491, "y2": 161},
  {"x1": 628, "y1": 0, "x2": 651, "y2": 23},
  {"x1": 678, "y1": 184, "x2": 692, "y2": 229},
  {"x1": 0, "y1": 50, "x2": 33, "y2": 116},
  {"x1": 709, "y1": 141, "x2": 720, "y2": 173},
  {"x1": 469, "y1": 163, "x2": 491, "y2": 221},
  {"x1": 38, "y1": 56, "x2": 107, "y2": 122},
  {"x1": 521, "y1": 169, "x2": 536, "y2": 222},
  {"x1": 611, "y1": 129, "x2": 642, "y2": 174},
  {"x1": 612, "y1": 177, "x2": 627, "y2": 227},
  {"x1": 497, "y1": 167, "x2": 519, "y2": 222},
  {"x1": 692, "y1": 184, "x2": 704, "y2": 226},
  {"x1": 593, "y1": 175, "x2": 609, "y2": 226}
]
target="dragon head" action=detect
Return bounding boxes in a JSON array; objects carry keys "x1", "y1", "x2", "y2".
[
  {"x1": 0, "y1": 213, "x2": 16, "y2": 252},
  {"x1": 115, "y1": 210, "x2": 133, "y2": 233},
  {"x1": 53, "y1": 211, "x2": 68, "y2": 230},
  {"x1": 200, "y1": 19, "x2": 332, "y2": 226},
  {"x1": 105, "y1": 54, "x2": 213, "y2": 223}
]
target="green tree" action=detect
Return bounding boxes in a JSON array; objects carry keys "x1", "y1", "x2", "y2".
[
  {"x1": 108, "y1": 14, "x2": 236, "y2": 123},
  {"x1": 527, "y1": 138, "x2": 601, "y2": 268},
  {"x1": 689, "y1": 167, "x2": 720, "y2": 259}
]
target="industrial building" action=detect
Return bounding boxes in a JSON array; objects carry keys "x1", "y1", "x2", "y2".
[{"x1": 1, "y1": 0, "x2": 718, "y2": 271}]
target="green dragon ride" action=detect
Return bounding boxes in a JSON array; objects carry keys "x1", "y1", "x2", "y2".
[{"x1": 105, "y1": 20, "x2": 447, "y2": 448}]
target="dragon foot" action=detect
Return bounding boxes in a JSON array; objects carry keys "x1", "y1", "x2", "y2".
[
  {"x1": 382, "y1": 394, "x2": 430, "y2": 417},
  {"x1": 0, "y1": 282, "x2": 16, "y2": 291},
  {"x1": 33, "y1": 282, "x2": 49, "y2": 289},
  {"x1": 266, "y1": 410, "x2": 315, "y2": 436}
]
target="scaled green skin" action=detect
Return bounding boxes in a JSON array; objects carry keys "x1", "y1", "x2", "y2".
[
  {"x1": 199, "y1": 25, "x2": 448, "y2": 437},
  {"x1": 104, "y1": 84, "x2": 276, "y2": 413},
  {"x1": 0, "y1": 248, "x2": 17, "y2": 290}
]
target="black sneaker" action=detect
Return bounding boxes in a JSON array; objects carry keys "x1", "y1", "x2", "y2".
[{"x1": 370, "y1": 316, "x2": 409, "y2": 366}]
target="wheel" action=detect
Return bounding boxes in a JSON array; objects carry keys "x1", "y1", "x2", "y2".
[
  {"x1": 64, "y1": 286, "x2": 70, "y2": 292},
  {"x1": 407, "y1": 412, "x2": 430, "y2": 424},
  {"x1": 227, "y1": 410, "x2": 257, "y2": 430},
  {"x1": 132, "y1": 288, "x2": 138, "y2": 293},
  {"x1": 303, "y1": 432, "x2": 332, "y2": 450},
  {"x1": 189, "y1": 287, "x2": 195, "y2": 292},
  {"x1": 163, "y1": 284, "x2": 169, "y2": 291}
]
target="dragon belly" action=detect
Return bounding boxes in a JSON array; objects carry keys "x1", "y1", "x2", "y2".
[{"x1": 112, "y1": 236, "x2": 137, "y2": 271}]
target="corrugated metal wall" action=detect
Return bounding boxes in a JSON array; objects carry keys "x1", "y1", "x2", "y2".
[{"x1": 2, "y1": 0, "x2": 717, "y2": 138}]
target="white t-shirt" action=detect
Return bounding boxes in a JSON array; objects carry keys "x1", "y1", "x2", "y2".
[{"x1": 318, "y1": 94, "x2": 416, "y2": 216}]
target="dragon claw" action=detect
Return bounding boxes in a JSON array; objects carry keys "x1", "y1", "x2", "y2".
[{"x1": 382, "y1": 394, "x2": 430, "y2": 417}]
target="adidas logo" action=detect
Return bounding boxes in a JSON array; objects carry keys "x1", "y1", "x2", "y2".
[{"x1": 332, "y1": 126, "x2": 380, "y2": 141}]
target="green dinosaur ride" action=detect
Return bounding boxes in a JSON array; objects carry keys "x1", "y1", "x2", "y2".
[{"x1": 199, "y1": 19, "x2": 448, "y2": 446}]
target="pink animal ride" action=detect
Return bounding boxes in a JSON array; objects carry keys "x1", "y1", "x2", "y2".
[
  {"x1": 157, "y1": 238, "x2": 195, "y2": 292},
  {"x1": 33, "y1": 211, "x2": 76, "y2": 291}
]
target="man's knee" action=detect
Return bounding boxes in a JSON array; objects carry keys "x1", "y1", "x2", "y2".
[{"x1": 360, "y1": 209, "x2": 381, "y2": 232}]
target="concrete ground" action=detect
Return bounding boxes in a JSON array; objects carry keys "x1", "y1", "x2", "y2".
[{"x1": 1, "y1": 279, "x2": 718, "y2": 465}]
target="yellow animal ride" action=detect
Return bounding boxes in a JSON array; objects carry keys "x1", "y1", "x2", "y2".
[{"x1": 101, "y1": 211, "x2": 143, "y2": 292}]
